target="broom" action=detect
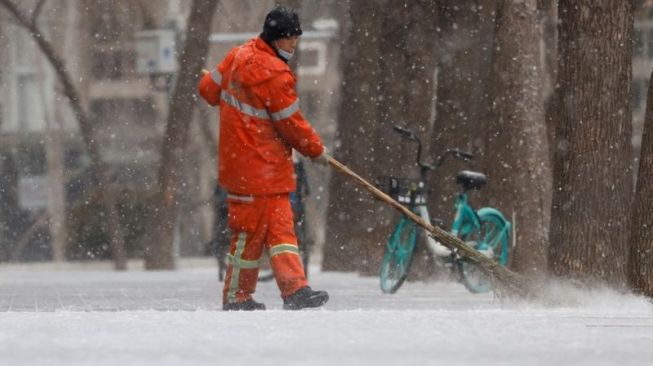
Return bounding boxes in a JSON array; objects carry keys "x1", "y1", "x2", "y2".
[{"x1": 325, "y1": 155, "x2": 534, "y2": 299}]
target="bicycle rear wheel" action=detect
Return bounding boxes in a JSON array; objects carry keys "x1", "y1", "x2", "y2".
[
  {"x1": 458, "y1": 209, "x2": 509, "y2": 293},
  {"x1": 380, "y1": 216, "x2": 418, "y2": 294}
]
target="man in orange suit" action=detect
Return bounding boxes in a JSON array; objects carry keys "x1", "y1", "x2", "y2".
[{"x1": 198, "y1": 5, "x2": 329, "y2": 311}]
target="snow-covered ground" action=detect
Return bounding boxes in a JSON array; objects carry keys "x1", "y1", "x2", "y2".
[{"x1": 1, "y1": 259, "x2": 652, "y2": 366}]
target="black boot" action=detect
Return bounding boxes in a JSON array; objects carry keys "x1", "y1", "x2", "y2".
[
  {"x1": 283, "y1": 286, "x2": 329, "y2": 310},
  {"x1": 223, "y1": 299, "x2": 266, "y2": 311}
]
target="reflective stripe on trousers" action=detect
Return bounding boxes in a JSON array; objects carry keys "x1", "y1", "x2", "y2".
[
  {"x1": 226, "y1": 232, "x2": 248, "y2": 303},
  {"x1": 222, "y1": 194, "x2": 307, "y2": 304}
]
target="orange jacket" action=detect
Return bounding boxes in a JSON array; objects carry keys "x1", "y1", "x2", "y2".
[{"x1": 198, "y1": 37, "x2": 324, "y2": 195}]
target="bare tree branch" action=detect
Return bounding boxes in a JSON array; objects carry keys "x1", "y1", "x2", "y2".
[
  {"x1": 30, "y1": 0, "x2": 48, "y2": 27},
  {"x1": 134, "y1": 0, "x2": 157, "y2": 29}
]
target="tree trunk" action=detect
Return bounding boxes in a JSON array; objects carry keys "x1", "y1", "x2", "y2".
[
  {"x1": 539, "y1": 0, "x2": 559, "y2": 165},
  {"x1": 144, "y1": 0, "x2": 220, "y2": 269},
  {"x1": 431, "y1": 0, "x2": 495, "y2": 229},
  {"x1": 373, "y1": 1, "x2": 439, "y2": 278},
  {"x1": 628, "y1": 68, "x2": 653, "y2": 298},
  {"x1": 549, "y1": 0, "x2": 633, "y2": 285},
  {"x1": 324, "y1": 1, "x2": 440, "y2": 275},
  {"x1": 0, "y1": 151, "x2": 20, "y2": 262},
  {"x1": 483, "y1": 0, "x2": 551, "y2": 277},
  {"x1": 323, "y1": 2, "x2": 385, "y2": 272},
  {"x1": 0, "y1": 0, "x2": 127, "y2": 270},
  {"x1": 44, "y1": 101, "x2": 67, "y2": 263}
]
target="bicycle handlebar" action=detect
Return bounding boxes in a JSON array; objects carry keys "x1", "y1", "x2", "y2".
[
  {"x1": 393, "y1": 124, "x2": 427, "y2": 170},
  {"x1": 392, "y1": 124, "x2": 473, "y2": 173},
  {"x1": 393, "y1": 125, "x2": 417, "y2": 141},
  {"x1": 435, "y1": 149, "x2": 474, "y2": 170},
  {"x1": 452, "y1": 149, "x2": 473, "y2": 161}
]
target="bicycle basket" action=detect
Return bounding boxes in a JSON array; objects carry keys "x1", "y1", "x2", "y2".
[{"x1": 377, "y1": 176, "x2": 427, "y2": 206}]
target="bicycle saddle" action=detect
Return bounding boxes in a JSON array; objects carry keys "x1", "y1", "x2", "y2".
[{"x1": 456, "y1": 170, "x2": 487, "y2": 190}]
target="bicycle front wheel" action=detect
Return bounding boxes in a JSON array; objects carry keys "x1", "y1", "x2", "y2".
[
  {"x1": 458, "y1": 209, "x2": 510, "y2": 293},
  {"x1": 380, "y1": 216, "x2": 418, "y2": 294}
]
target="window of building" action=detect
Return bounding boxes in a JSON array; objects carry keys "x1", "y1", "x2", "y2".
[
  {"x1": 90, "y1": 98, "x2": 156, "y2": 127},
  {"x1": 632, "y1": 79, "x2": 649, "y2": 113},
  {"x1": 634, "y1": 28, "x2": 644, "y2": 57},
  {"x1": 16, "y1": 73, "x2": 45, "y2": 132},
  {"x1": 298, "y1": 41, "x2": 328, "y2": 76},
  {"x1": 647, "y1": 28, "x2": 653, "y2": 58},
  {"x1": 89, "y1": 97, "x2": 158, "y2": 163},
  {"x1": 633, "y1": 80, "x2": 642, "y2": 112},
  {"x1": 300, "y1": 91, "x2": 320, "y2": 120},
  {"x1": 91, "y1": 46, "x2": 135, "y2": 80},
  {"x1": 14, "y1": 142, "x2": 46, "y2": 176},
  {"x1": 88, "y1": 7, "x2": 138, "y2": 81}
]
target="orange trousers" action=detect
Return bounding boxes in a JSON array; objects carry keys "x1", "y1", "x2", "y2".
[{"x1": 222, "y1": 193, "x2": 307, "y2": 304}]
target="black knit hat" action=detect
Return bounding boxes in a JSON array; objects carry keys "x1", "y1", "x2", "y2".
[{"x1": 260, "y1": 5, "x2": 303, "y2": 43}]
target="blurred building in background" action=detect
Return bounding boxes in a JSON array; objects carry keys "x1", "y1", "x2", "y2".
[
  {"x1": 0, "y1": 0, "x2": 185, "y2": 262},
  {"x1": 0, "y1": 0, "x2": 343, "y2": 263}
]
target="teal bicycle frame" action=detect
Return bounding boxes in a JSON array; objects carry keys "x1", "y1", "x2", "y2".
[{"x1": 451, "y1": 193, "x2": 511, "y2": 266}]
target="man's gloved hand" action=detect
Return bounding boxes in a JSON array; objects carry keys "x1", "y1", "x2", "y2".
[{"x1": 311, "y1": 149, "x2": 330, "y2": 166}]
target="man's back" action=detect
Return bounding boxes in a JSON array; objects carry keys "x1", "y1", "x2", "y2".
[
  {"x1": 199, "y1": 37, "x2": 323, "y2": 196},
  {"x1": 217, "y1": 38, "x2": 296, "y2": 195}
]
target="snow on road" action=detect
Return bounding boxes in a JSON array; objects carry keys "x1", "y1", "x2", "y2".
[{"x1": 1, "y1": 259, "x2": 651, "y2": 366}]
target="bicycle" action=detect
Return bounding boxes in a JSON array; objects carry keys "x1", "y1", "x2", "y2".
[{"x1": 379, "y1": 125, "x2": 511, "y2": 294}]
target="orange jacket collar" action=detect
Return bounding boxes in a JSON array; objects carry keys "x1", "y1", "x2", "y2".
[{"x1": 255, "y1": 36, "x2": 278, "y2": 58}]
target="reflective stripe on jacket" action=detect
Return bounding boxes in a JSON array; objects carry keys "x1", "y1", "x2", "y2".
[{"x1": 198, "y1": 37, "x2": 324, "y2": 195}]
